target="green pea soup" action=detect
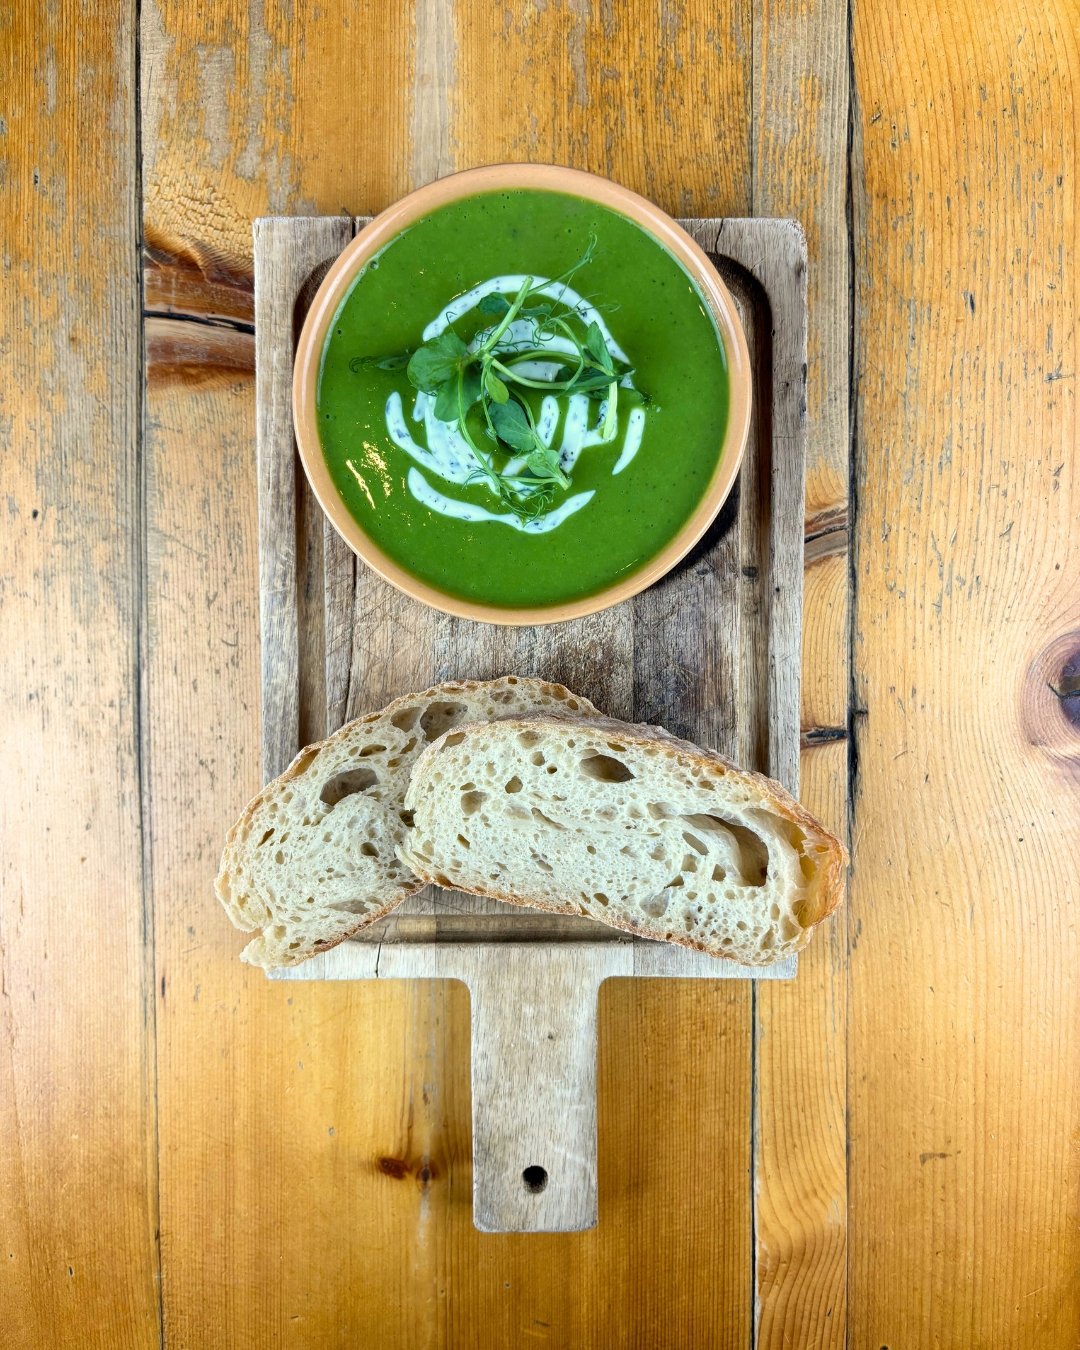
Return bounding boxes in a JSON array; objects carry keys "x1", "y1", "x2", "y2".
[{"x1": 316, "y1": 188, "x2": 730, "y2": 609}]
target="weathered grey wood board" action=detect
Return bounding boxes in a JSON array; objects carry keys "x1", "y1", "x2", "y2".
[{"x1": 253, "y1": 215, "x2": 808, "y2": 1233}]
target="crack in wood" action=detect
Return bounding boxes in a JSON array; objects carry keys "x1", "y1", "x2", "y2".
[{"x1": 801, "y1": 725, "x2": 849, "y2": 747}]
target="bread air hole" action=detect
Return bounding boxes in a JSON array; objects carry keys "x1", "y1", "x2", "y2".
[
  {"x1": 682, "y1": 813, "x2": 769, "y2": 885},
  {"x1": 257, "y1": 828, "x2": 275, "y2": 847},
  {"x1": 291, "y1": 747, "x2": 319, "y2": 776},
  {"x1": 320, "y1": 767, "x2": 378, "y2": 806},
  {"x1": 419, "y1": 701, "x2": 466, "y2": 741},
  {"x1": 642, "y1": 893, "x2": 669, "y2": 919},
  {"x1": 504, "y1": 776, "x2": 523, "y2": 794},
  {"x1": 682, "y1": 831, "x2": 708, "y2": 855},
  {"x1": 530, "y1": 751, "x2": 546, "y2": 766},
  {"x1": 390, "y1": 705, "x2": 421, "y2": 732},
  {"x1": 360, "y1": 842, "x2": 378, "y2": 857},
  {"x1": 531, "y1": 854, "x2": 553, "y2": 874},
  {"x1": 517, "y1": 729, "x2": 541, "y2": 749},
  {"x1": 457, "y1": 834, "x2": 471, "y2": 850},
  {"x1": 461, "y1": 790, "x2": 487, "y2": 816},
  {"x1": 331, "y1": 898, "x2": 373, "y2": 915},
  {"x1": 443, "y1": 732, "x2": 466, "y2": 748},
  {"x1": 398, "y1": 809, "x2": 414, "y2": 827},
  {"x1": 358, "y1": 743, "x2": 386, "y2": 757},
  {"x1": 579, "y1": 753, "x2": 634, "y2": 783},
  {"x1": 531, "y1": 807, "x2": 565, "y2": 830},
  {"x1": 593, "y1": 892, "x2": 610, "y2": 906}
]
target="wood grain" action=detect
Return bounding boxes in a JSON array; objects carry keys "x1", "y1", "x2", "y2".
[
  {"x1": 140, "y1": 4, "x2": 433, "y2": 1345},
  {"x1": 850, "y1": 0, "x2": 1080, "y2": 1344},
  {"x1": 6, "y1": 0, "x2": 1075, "y2": 1343},
  {"x1": 0, "y1": 3, "x2": 160, "y2": 1347},
  {"x1": 253, "y1": 217, "x2": 354, "y2": 780},
  {"x1": 751, "y1": 2, "x2": 851, "y2": 1343}
]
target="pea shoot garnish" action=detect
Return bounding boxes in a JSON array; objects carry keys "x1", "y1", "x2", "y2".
[{"x1": 353, "y1": 244, "x2": 644, "y2": 519}]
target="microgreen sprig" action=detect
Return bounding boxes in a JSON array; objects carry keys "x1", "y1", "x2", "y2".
[{"x1": 356, "y1": 241, "x2": 645, "y2": 519}]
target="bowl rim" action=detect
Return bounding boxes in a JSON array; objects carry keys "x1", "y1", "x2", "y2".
[{"x1": 292, "y1": 163, "x2": 752, "y2": 626}]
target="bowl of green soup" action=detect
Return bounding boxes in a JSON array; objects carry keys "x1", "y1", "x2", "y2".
[{"x1": 293, "y1": 164, "x2": 751, "y2": 624}]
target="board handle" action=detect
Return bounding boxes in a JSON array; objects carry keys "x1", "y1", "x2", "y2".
[{"x1": 459, "y1": 947, "x2": 614, "y2": 1233}]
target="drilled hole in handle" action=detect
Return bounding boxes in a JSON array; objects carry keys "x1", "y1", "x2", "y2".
[{"x1": 522, "y1": 1165, "x2": 548, "y2": 1195}]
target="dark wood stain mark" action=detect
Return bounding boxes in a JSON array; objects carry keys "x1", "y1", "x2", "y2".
[
  {"x1": 918, "y1": 1151, "x2": 954, "y2": 1164},
  {"x1": 143, "y1": 227, "x2": 254, "y2": 326},
  {"x1": 145, "y1": 315, "x2": 254, "y2": 388},
  {"x1": 801, "y1": 725, "x2": 848, "y2": 747},
  {"x1": 376, "y1": 1155, "x2": 410, "y2": 1180},
  {"x1": 1023, "y1": 634, "x2": 1080, "y2": 745},
  {"x1": 1049, "y1": 656, "x2": 1080, "y2": 731},
  {"x1": 804, "y1": 505, "x2": 850, "y2": 566}
]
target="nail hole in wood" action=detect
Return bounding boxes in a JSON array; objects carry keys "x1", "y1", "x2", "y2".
[{"x1": 522, "y1": 1165, "x2": 548, "y2": 1194}]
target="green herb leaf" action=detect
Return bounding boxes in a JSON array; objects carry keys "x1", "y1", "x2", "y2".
[
  {"x1": 461, "y1": 364, "x2": 483, "y2": 409},
  {"x1": 584, "y1": 321, "x2": 613, "y2": 373},
  {"x1": 477, "y1": 293, "x2": 511, "y2": 316},
  {"x1": 407, "y1": 330, "x2": 468, "y2": 392},
  {"x1": 525, "y1": 448, "x2": 571, "y2": 487},
  {"x1": 484, "y1": 367, "x2": 510, "y2": 404},
  {"x1": 489, "y1": 399, "x2": 540, "y2": 453},
  {"x1": 432, "y1": 364, "x2": 483, "y2": 422},
  {"x1": 433, "y1": 378, "x2": 459, "y2": 422}
]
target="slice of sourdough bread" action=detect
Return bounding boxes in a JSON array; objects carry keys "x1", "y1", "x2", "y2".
[
  {"x1": 216, "y1": 678, "x2": 599, "y2": 967},
  {"x1": 399, "y1": 714, "x2": 845, "y2": 966}
]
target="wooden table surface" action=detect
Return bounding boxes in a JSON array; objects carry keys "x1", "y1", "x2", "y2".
[{"x1": 3, "y1": 2, "x2": 1077, "y2": 1346}]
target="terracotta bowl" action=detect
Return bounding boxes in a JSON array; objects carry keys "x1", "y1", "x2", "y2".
[{"x1": 293, "y1": 164, "x2": 752, "y2": 626}]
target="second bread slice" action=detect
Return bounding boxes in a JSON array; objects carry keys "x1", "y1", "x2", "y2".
[
  {"x1": 399, "y1": 714, "x2": 845, "y2": 966},
  {"x1": 215, "y1": 678, "x2": 598, "y2": 967}
]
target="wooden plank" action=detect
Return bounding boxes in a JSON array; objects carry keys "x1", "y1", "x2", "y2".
[
  {"x1": 254, "y1": 217, "x2": 354, "y2": 777},
  {"x1": 140, "y1": 4, "x2": 428, "y2": 1346},
  {"x1": 850, "y1": 1, "x2": 1080, "y2": 1345},
  {"x1": 750, "y1": 3, "x2": 851, "y2": 1344},
  {"x1": 0, "y1": 3, "x2": 161, "y2": 1347}
]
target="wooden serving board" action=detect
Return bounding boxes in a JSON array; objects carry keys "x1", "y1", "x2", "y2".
[{"x1": 253, "y1": 215, "x2": 807, "y2": 1233}]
